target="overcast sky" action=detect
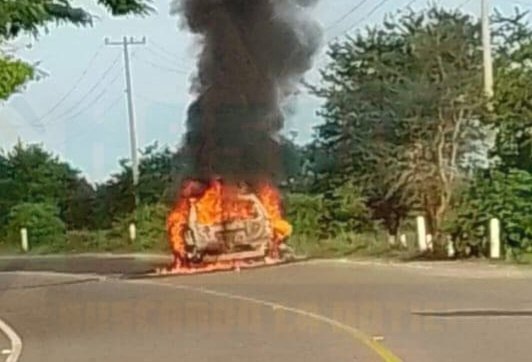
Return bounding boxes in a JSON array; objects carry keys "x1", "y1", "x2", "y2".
[{"x1": 0, "y1": 0, "x2": 526, "y2": 183}]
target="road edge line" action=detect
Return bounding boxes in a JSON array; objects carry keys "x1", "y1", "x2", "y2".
[{"x1": 0, "y1": 318, "x2": 22, "y2": 362}]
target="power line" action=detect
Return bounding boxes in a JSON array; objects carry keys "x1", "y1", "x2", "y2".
[
  {"x1": 143, "y1": 47, "x2": 191, "y2": 72},
  {"x1": 149, "y1": 40, "x2": 190, "y2": 67},
  {"x1": 325, "y1": 0, "x2": 370, "y2": 31},
  {"x1": 52, "y1": 94, "x2": 125, "y2": 149},
  {"x1": 327, "y1": 0, "x2": 390, "y2": 43},
  {"x1": 146, "y1": 45, "x2": 178, "y2": 65},
  {"x1": 45, "y1": 71, "x2": 122, "y2": 127},
  {"x1": 14, "y1": 62, "x2": 119, "y2": 132},
  {"x1": 150, "y1": 40, "x2": 180, "y2": 59},
  {"x1": 133, "y1": 53, "x2": 189, "y2": 74},
  {"x1": 41, "y1": 53, "x2": 122, "y2": 126},
  {"x1": 31, "y1": 44, "x2": 105, "y2": 124},
  {"x1": 314, "y1": 0, "x2": 414, "y2": 70},
  {"x1": 54, "y1": 90, "x2": 108, "y2": 124},
  {"x1": 458, "y1": 0, "x2": 473, "y2": 9},
  {"x1": 95, "y1": 94, "x2": 124, "y2": 120},
  {"x1": 344, "y1": 0, "x2": 390, "y2": 34}
]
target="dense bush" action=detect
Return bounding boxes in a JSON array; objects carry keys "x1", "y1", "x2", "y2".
[
  {"x1": 284, "y1": 191, "x2": 385, "y2": 257},
  {"x1": 284, "y1": 193, "x2": 323, "y2": 237},
  {"x1": 5, "y1": 203, "x2": 66, "y2": 249},
  {"x1": 64, "y1": 230, "x2": 117, "y2": 252},
  {"x1": 321, "y1": 181, "x2": 374, "y2": 237},
  {"x1": 446, "y1": 169, "x2": 532, "y2": 257},
  {"x1": 109, "y1": 203, "x2": 170, "y2": 252}
]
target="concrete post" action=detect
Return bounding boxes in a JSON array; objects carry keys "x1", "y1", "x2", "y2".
[
  {"x1": 490, "y1": 218, "x2": 501, "y2": 259},
  {"x1": 426, "y1": 234, "x2": 433, "y2": 251},
  {"x1": 20, "y1": 228, "x2": 28, "y2": 252},
  {"x1": 400, "y1": 234, "x2": 408, "y2": 248},
  {"x1": 416, "y1": 216, "x2": 428, "y2": 252},
  {"x1": 447, "y1": 236, "x2": 455, "y2": 258},
  {"x1": 129, "y1": 223, "x2": 137, "y2": 242}
]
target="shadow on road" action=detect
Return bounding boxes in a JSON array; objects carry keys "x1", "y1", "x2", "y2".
[{"x1": 0, "y1": 255, "x2": 169, "y2": 276}]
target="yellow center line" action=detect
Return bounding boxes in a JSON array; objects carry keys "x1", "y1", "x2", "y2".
[{"x1": 132, "y1": 280, "x2": 403, "y2": 362}]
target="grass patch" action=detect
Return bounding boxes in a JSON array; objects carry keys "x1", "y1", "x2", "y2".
[
  {"x1": 289, "y1": 231, "x2": 418, "y2": 260},
  {"x1": 0, "y1": 229, "x2": 170, "y2": 256},
  {"x1": 3, "y1": 230, "x2": 408, "y2": 259}
]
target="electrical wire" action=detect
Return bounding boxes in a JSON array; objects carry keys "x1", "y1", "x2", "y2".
[
  {"x1": 133, "y1": 53, "x2": 188, "y2": 75},
  {"x1": 43, "y1": 70, "x2": 122, "y2": 128},
  {"x1": 325, "y1": 0, "x2": 370, "y2": 31},
  {"x1": 149, "y1": 40, "x2": 183, "y2": 62},
  {"x1": 150, "y1": 40, "x2": 180, "y2": 59},
  {"x1": 327, "y1": 0, "x2": 390, "y2": 43},
  {"x1": 94, "y1": 94, "x2": 124, "y2": 121},
  {"x1": 149, "y1": 40, "x2": 192, "y2": 68},
  {"x1": 31, "y1": 44, "x2": 105, "y2": 123},
  {"x1": 457, "y1": 0, "x2": 473, "y2": 9},
  {"x1": 41, "y1": 53, "x2": 122, "y2": 126},
  {"x1": 52, "y1": 94, "x2": 125, "y2": 149},
  {"x1": 143, "y1": 47, "x2": 191, "y2": 72},
  {"x1": 343, "y1": 0, "x2": 391, "y2": 34}
]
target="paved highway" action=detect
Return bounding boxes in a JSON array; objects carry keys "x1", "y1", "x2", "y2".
[{"x1": 1, "y1": 256, "x2": 532, "y2": 362}]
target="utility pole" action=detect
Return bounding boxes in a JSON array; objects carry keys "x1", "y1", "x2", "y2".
[
  {"x1": 105, "y1": 36, "x2": 146, "y2": 210},
  {"x1": 481, "y1": 0, "x2": 494, "y2": 99}
]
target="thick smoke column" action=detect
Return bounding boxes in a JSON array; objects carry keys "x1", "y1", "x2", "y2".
[{"x1": 174, "y1": 0, "x2": 322, "y2": 184}]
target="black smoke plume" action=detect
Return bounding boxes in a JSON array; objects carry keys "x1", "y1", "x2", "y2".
[{"x1": 173, "y1": 0, "x2": 322, "y2": 185}]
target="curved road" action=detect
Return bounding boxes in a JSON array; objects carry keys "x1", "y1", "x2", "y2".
[{"x1": 1, "y1": 256, "x2": 532, "y2": 362}]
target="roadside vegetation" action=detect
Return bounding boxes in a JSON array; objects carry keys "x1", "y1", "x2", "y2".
[{"x1": 1, "y1": 4, "x2": 531, "y2": 262}]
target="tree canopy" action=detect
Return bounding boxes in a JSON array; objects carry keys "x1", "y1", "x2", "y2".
[
  {"x1": 0, "y1": 0, "x2": 152, "y2": 39},
  {"x1": 310, "y1": 7, "x2": 486, "y2": 241},
  {"x1": 0, "y1": 0, "x2": 152, "y2": 101}
]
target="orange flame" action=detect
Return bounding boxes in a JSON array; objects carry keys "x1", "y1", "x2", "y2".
[{"x1": 166, "y1": 180, "x2": 292, "y2": 272}]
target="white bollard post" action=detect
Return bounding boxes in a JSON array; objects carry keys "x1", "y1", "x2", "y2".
[
  {"x1": 129, "y1": 223, "x2": 137, "y2": 242},
  {"x1": 426, "y1": 234, "x2": 433, "y2": 251},
  {"x1": 447, "y1": 236, "x2": 456, "y2": 258},
  {"x1": 490, "y1": 218, "x2": 501, "y2": 259},
  {"x1": 400, "y1": 234, "x2": 408, "y2": 248},
  {"x1": 20, "y1": 228, "x2": 29, "y2": 252},
  {"x1": 416, "y1": 216, "x2": 428, "y2": 252},
  {"x1": 388, "y1": 234, "x2": 396, "y2": 246}
]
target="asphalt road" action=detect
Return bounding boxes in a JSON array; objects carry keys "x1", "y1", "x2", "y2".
[{"x1": 1, "y1": 256, "x2": 532, "y2": 362}]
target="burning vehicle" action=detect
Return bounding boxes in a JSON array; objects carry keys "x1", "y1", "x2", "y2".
[
  {"x1": 161, "y1": 0, "x2": 321, "y2": 274},
  {"x1": 166, "y1": 179, "x2": 293, "y2": 272}
]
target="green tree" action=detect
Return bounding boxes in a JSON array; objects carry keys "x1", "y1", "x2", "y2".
[
  {"x1": 0, "y1": 53, "x2": 33, "y2": 100},
  {"x1": 490, "y1": 11, "x2": 532, "y2": 172},
  {"x1": 311, "y1": 6, "x2": 486, "y2": 244},
  {"x1": 5, "y1": 202, "x2": 66, "y2": 248},
  {"x1": 445, "y1": 11, "x2": 532, "y2": 257},
  {"x1": 63, "y1": 178, "x2": 97, "y2": 230},
  {"x1": 284, "y1": 193, "x2": 323, "y2": 237},
  {"x1": 0, "y1": 0, "x2": 152, "y2": 101},
  {"x1": 447, "y1": 169, "x2": 532, "y2": 257},
  {"x1": 0, "y1": 0, "x2": 151, "y2": 39},
  {"x1": 92, "y1": 143, "x2": 188, "y2": 228},
  {"x1": 0, "y1": 143, "x2": 93, "y2": 231}
]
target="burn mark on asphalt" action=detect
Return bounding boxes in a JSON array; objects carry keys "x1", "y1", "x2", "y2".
[
  {"x1": 413, "y1": 310, "x2": 532, "y2": 318},
  {"x1": 0, "y1": 278, "x2": 100, "y2": 292}
]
